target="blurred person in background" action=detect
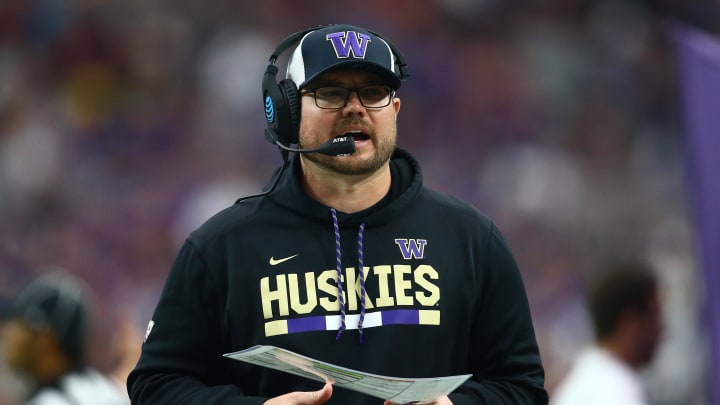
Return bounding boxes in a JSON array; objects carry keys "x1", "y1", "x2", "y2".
[
  {"x1": 127, "y1": 23, "x2": 548, "y2": 405},
  {"x1": 0, "y1": 268, "x2": 131, "y2": 405},
  {"x1": 550, "y1": 260, "x2": 663, "y2": 405}
]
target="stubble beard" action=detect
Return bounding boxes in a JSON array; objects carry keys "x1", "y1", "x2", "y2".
[{"x1": 298, "y1": 122, "x2": 397, "y2": 176}]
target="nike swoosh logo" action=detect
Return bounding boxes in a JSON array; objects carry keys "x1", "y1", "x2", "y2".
[{"x1": 269, "y1": 254, "x2": 299, "y2": 266}]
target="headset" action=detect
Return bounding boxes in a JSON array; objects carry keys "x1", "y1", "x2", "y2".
[
  {"x1": 261, "y1": 24, "x2": 411, "y2": 160},
  {"x1": 236, "y1": 25, "x2": 410, "y2": 204}
]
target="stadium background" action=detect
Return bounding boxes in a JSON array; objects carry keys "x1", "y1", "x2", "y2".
[{"x1": 0, "y1": 0, "x2": 717, "y2": 404}]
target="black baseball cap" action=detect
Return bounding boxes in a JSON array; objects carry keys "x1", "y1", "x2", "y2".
[{"x1": 286, "y1": 24, "x2": 407, "y2": 90}]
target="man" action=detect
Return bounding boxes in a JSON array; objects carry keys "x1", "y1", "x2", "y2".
[
  {"x1": 551, "y1": 260, "x2": 663, "y2": 405},
  {"x1": 1, "y1": 269, "x2": 130, "y2": 405},
  {"x1": 127, "y1": 24, "x2": 548, "y2": 404}
]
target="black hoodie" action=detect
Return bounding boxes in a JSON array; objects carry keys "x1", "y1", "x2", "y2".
[{"x1": 127, "y1": 148, "x2": 548, "y2": 405}]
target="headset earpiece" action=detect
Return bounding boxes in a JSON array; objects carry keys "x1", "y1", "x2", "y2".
[
  {"x1": 262, "y1": 62, "x2": 301, "y2": 147},
  {"x1": 278, "y1": 79, "x2": 301, "y2": 145},
  {"x1": 261, "y1": 27, "x2": 318, "y2": 151}
]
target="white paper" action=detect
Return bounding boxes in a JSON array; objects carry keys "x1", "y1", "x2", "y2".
[{"x1": 223, "y1": 345, "x2": 471, "y2": 404}]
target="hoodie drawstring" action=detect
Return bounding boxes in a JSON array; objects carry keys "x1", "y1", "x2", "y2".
[
  {"x1": 330, "y1": 208, "x2": 366, "y2": 343},
  {"x1": 357, "y1": 223, "x2": 366, "y2": 343},
  {"x1": 330, "y1": 208, "x2": 346, "y2": 340}
]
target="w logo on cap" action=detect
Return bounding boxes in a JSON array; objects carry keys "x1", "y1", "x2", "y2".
[{"x1": 326, "y1": 31, "x2": 372, "y2": 59}]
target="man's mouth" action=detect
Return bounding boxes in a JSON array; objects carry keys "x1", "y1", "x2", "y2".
[{"x1": 338, "y1": 130, "x2": 370, "y2": 141}]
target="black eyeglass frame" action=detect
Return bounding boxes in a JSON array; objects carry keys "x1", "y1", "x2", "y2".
[{"x1": 300, "y1": 85, "x2": 396, "y2": 109}]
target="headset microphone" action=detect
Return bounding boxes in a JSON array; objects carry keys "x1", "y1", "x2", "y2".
[
  {"x1": 267, "y1": 131, "x2": 356, "y2": 156},
  {"x1": 236, "y1": 135, "x2": 355, "y2": 205}
]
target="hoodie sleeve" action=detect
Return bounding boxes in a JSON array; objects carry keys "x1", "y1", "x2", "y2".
[
  {"x1": 126, "y1": 241, "x2": 266, "y2": 405},
  {"x1": 449, "y1": 223, "x2": 548, "y2": 405}
]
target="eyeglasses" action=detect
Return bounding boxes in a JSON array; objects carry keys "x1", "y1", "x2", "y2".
[{"x1": 301, "y1": 85, "x2": 394, "y2": 109}]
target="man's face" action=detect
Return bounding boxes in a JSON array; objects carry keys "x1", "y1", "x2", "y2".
[
  {"x1": 297, "y1": 69, "x2": 401, "y2": 176},
  {"x1": 637, "y1": 293, "x2": 664, "y2": 366},
  {"x1": 1, "y1": 319, "x2": 41, "y2": 374}
]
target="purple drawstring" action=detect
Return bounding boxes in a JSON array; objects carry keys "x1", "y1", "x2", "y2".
[
  {"x1": 330, "y1": 208, "x2": 367, "y2": 343},
  {"x1": 330, "y1": 208, "x2": 346, "y2": 340},
  {"x1": 357, "y1": 223, "x2": 366, "y2": 343}
]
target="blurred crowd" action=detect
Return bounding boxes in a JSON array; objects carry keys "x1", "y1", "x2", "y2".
[{"x1": 0, "y1": 0, "x2": 717, "y2": 404}]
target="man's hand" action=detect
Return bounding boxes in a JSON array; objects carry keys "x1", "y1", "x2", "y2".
[
  {"x1": 263, "y1": 383, "x2": 333, "y2": 405},
  {"x1": 384, "y1": 395, "x2": 453, "y2": 405}
]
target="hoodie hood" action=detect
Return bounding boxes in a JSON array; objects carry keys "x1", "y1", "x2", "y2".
[{"x1": 266, "y1": 147, "x2": 423, "y2": 226}]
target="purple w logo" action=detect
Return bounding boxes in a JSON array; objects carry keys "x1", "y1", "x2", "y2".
[
  {"x1": 326, "y1": 31, "x2": 372, "y2": 59},
  {"x1": 394, "y1": 239, "x2": 427, "y2": 260}
]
